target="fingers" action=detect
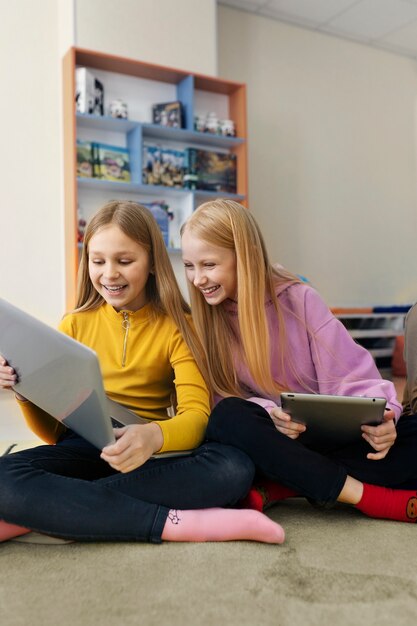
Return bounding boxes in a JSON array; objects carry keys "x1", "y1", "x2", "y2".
[
  {"x1": 100, "y1": 425, "x2": 152, "y2": 472},
  {"x1": 366, "y1": 448, "x2": 391, "y2": 461},
  {"x1": 362, "y1": 430, "x2": 395, "y2": 449},
  {"x1": 270, "y1": 412, "x2": 306, "y2": 439},
  {"x1": 0, "y1": 357, "x2": 17, "y2": 389},
  {"x1": 112, "y1": 426, "x2": 129, "y2": 441},
  {"x1": 277, "y1": 429, "x2": 303, "y2": 440},
  {"x1": 270, "y1": 407, "x2": 291, "y2": 422},
  {"x1": 361, "y1": 429, "x2": 396, "y2": 446},
  {"x1": 382, "y1": 409, "x2": 395, "y2": 422},
  {"x1": 362, "y1": 418, "x2": 396, "y2": 437},
  {"x1": 362, "y1": 417, "x2": 396, "y2": 460},
  {"x1": 101, "y1": 429, "x2": 134, "y2": 463}
]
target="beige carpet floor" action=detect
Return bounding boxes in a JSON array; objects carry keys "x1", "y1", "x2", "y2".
[
  {"x1": 1, "y1": 379, "x2": 415, "y2": 625},
  {"x1": 1, "y1": 499, "x2": 416, "y2": 626}
]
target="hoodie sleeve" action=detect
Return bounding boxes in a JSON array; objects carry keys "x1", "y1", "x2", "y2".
[
  {"x1": 246, "y1": 396, "x2": 278, "y2": 415},
  {"x1": 304, "y1": 288, "x2": 402, "y2": 422}
]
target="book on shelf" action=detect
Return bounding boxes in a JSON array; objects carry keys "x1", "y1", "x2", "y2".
[
  {"x1": 76, "y1": 140, "x2": 94, "y2": 178},
  {"x1": 94, "y1": 143, "x2": 131, "y2": 182},
  {"x1": 142, "y1": 145, "x2": 185, "y2": 187},
  {"x1": 184, "y1": 148, "x2": 237, "y2": 193}
]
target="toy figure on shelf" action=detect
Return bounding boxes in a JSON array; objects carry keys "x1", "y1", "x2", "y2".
[
  {"x1": 109, "y1": 99, "x2": 128, "y2": 119},
  {"x1": 75, "y1": 67, "x2": 104, "y2": 116},
  {"x1": 219, "y1": 119, "x2": 236, "y2": 137},
  {"x1": 205, "y1": 112, "x2": 219, "y2": 134},
  {"x1": 195, "y1": 113, "x2": 236, "y2": 137},
  {"x1": 194, "y1": 115, "x2": 206, "y2": 132}
]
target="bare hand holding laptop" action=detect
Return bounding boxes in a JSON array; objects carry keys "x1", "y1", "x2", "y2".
[{"x1": 0, "y1": 298, "x2": 194, "y2": 460}]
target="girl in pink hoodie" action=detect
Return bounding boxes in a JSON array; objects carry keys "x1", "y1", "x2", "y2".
[{"x1": 181, "y1": 199, "x2": 417, "y2": 524}]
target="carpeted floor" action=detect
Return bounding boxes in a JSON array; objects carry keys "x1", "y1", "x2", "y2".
[
  {"x1": 1, "y1": 377, "x2": 416, "y2": 625},
  {"x1": 1, "y1": 499, "x2": 417, "y2": 626}
]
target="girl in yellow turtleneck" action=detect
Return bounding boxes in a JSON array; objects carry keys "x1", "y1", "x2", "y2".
[{"x1": 0, "y1": 200, "x2": 284, "y2": 545}]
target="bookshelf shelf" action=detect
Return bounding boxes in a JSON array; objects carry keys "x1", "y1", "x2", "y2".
[
  {"x1": 141, "y1": 123, "x2": 245, "y2": 147},
  {"x1": 76, "y1": 114, "x2": 245, "y2": 147},
  {"x1": 63, "y1": 47, "x2": 248, "y2": 309}
]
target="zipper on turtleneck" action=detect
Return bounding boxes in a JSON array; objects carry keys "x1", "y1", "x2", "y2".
[{"x1": 121, "y1": 312, "x2": 130, "y2": 367}]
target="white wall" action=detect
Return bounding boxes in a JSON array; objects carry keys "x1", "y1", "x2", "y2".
[
  {"x1": 218, "y1": 6, "x2": 417, "y2": 307},
  {"x1": 74, "y1": 0, "x2": 218, "y2": 295},
  {"x1": 0, "y1": 0, "x2": 65, "y2": 325},
  {"x1": 75, "y1": 0, "x2": 217, "y2": 76},
  {"x1": 0, "y1": 0, "x2": 217, "y2": 441}
]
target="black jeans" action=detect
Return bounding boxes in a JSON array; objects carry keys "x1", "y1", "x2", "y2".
[
  {"x1": 207, "y1": 398, "x2": 417, "y2": 506},
  {"x1": 0, "y1": 432, "x2": 254, "y2": 542}
]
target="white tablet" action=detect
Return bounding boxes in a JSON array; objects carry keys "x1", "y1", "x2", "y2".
[{"x1": 280, "y1": 392, "x2": 386, "y2": 449}]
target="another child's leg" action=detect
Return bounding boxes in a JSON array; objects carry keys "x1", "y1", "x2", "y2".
[
  {"x1": 339, "y1": 476, "x2": 417, "y2": 523},
  {"x1": 161, "y1": 508, "x2": 285, "y2": 543},
  {"x1": 240, "y1": 479, "x2": 298, "y2": 511},
  {"x1": 209, "y1": 399, "x2": 417, "y2": 523}
]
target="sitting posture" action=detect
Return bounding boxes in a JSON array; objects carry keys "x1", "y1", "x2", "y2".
[
  {"x1": 181, "y1": 199, "x2": 417, "y2": 523},
  {"x1": 0, "y1": 200, "x2": 284, "y2": 544}
]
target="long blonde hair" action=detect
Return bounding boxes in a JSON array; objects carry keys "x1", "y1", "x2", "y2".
[
  {"x1": 181, "y1": 199, "x2": 300, "y2": 398},
  {"x1": 76, "y1": 200, "x2": 207, "y2": 377}
]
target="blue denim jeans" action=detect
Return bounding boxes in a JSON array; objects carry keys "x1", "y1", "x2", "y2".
[{"x1": 0, "y1": 432, "x2": 254, "y2": 542}]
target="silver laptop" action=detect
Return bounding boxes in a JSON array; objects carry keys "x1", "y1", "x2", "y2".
[{"x1": 0, "y1": 297, "x2": 192, "y2": 456}]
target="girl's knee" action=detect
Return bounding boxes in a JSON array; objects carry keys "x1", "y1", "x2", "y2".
[
  {"x1": 203, "y1": 442, "x2": 255, "y2": 503},
  {"x1": 208, "y1": 397, "x2": 267, "y2": 441},
  {"x1": 209, "y1": 397, "x2": 249, "y2": 432}
]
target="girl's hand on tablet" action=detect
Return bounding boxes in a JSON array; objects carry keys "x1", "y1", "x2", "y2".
[
  {"x1": 270, "y1": 406, "x2": 306, "y2": 439},
  {"x1": 361, "y1": 409, "x2": 397, "y2": 460}
]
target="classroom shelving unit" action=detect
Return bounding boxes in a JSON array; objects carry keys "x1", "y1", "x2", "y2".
[{"x1": 62, "y1": 47, "x2": 247, "y2": 309}]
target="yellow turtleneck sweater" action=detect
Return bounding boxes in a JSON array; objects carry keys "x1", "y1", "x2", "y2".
[{"x1": 17, "y1": 303, "x2": 210, "y2": 452}]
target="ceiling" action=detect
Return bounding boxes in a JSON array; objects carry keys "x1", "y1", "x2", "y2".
[{"x1": 218, "y1": 0, "x2": 417, "y2": 59}]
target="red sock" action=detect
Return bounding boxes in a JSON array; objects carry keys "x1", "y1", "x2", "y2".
[
  {"x1": 240, "y1": 479, "x2": 298, "y2": 512},
  {"x1": 356, "y1": 484, "x2": 417, "y2": 523},
  {"x1": 0, "y1": 519, "x2": 30, "y2": 542}
]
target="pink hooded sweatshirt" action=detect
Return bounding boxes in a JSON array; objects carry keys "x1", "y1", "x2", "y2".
[{"x1": 219, "y1": 282, "x2": 402, "y2": 421}]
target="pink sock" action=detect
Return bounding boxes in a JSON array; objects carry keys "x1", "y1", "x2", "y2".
[
  {"x1": 240, "y1": 480, "x2": 298, "y2": 512},
  {"x1": 0, "y1": 519, "x2": 30, "y2": 542},
  {"x1": 161, "y1": 508, "x2": 285, "y2": 544},
  {"x1": 356, "y1": 484, "x2": 417, "y2": 523}
]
